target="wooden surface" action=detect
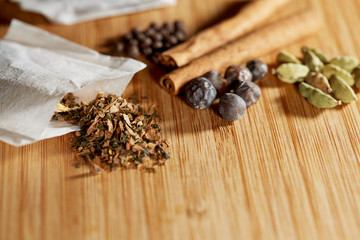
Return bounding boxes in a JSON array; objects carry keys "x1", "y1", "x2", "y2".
[{"x1": 1, "y1": 0, "x2": 360, "y2": 239}]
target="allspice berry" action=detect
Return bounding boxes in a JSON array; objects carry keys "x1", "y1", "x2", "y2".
[
  {"x1": 185, "y1": 77, "x2": 217, "y2": 110},
  {"x1": 202, "y1": 70, "x2": 227, "y2": 95},
  {"x1": 219, "y1": 93, "x2": 247, "y2": 121},
  {"x1": 246, "y1": 60, "x2": 268, "y2": 81},
  {"x1": 224, "y1": 65, "x2": 253, "y2": 84},
  {"x1": 233, "y1": 81, "x2": 261, "y2": 108}
]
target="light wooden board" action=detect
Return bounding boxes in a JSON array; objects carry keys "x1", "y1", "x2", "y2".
[{"x1": 1, "y1": 0, "x2": 360, "y2": 239}]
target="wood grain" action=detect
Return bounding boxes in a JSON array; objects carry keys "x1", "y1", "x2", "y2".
[{"x1": 1, "y1": 0, "x2": 360, "y2": 239}]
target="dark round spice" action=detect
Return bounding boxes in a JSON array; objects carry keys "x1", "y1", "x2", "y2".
[
  {"x1": 152, "y1": 53, "x2": 161, "y2": 64},
  {"x1": 202, "y1": 70, "x2": 226, "y2": 95},
  {"x1": 225, "y1": 65, "x2": 252, "y2": 85},
  {"x1": 162, "y1": 22, "x2": 174, "y2": 33},
  {"x1": 185, "y1": 77, "x2": 217, "y2": 110},
  {"x1": 167, "y1": 35, "x2": 178, "y2": 45},
  {"x1": 142, "y1": 47, "x2": 153, "y2": 56},
  {"x1": 233, "y1": 81, "x2": 261, "y2": 108},
  {"x1": 149, "y1": 22, "x2": 159, "y2": 30},
  {"x1": 152, "y1": 32, "x2": 163, "y2": 42},
  {"x1": 128, "y1": 38, "x2": 139, "y2": 46},
  {"x1": 175, "y1": 30, "x2": 187, "y2": 42},
  {"x1": 152, "y1": 40, "x2": 164, "y2": 49},
  {"x1": 127, "y1": 45, "x2": 140, "y2": 58},
  {"x1": 131, "y1": 27, "x2": 141, "y2": 35},
  {"x1": 246, "y1": 59, "x2": 268, "y2": 81},
  {"x1": 145, "y1": 28, "x2": 157, "y2": 37},
  {"x1": 164, "y1": 41, "x2": 172, "y2": 49},
  {"x1": 175, "y1": 20, "x2": 185, "y2": 30},
  {"x1": 219, "y1": 93, "x2": 247, "y2": 121},
  {"x1": 115, "y1": 42, "x2": 124, "y2": 53},
  {"x1": 135, "y1": 32, "x2": 146, "y2": 41},
  {"x1": 123, "y1": 32, "x2": 133, "y2": 42},
  {"x1": 140, "y1": 37, "x2": 152, "y2": 48}
]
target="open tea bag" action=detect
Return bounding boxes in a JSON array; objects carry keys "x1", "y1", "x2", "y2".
[
  {"x1": 0, "y1": 20, "x2": 146, "y2": 146},
  {"x1": 11, "y1": 0, "x2": 176, "y2": 25}
]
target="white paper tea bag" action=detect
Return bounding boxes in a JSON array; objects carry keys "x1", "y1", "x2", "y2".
[
  {"x1": 0, "y1": 19, "x2": 146, "y2": 147},
  {"x1": 11, "y1": 0, "x2": 177, "y2": 25}
]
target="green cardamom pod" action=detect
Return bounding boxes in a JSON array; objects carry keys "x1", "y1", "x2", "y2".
[
  {"x1": 277, "y1": 51, "x2": 302, "y2": 64},
  {"x1": 354, "y1": 66, "x2": 360, "y2": 89},
  {"x1": 329, "y1": 75, "x2": 358, "y2": 103},
  {"x1": 299, "y1": 82, "x2": 341, "y2": 108},
  {"x1": 305, "y1": 72, "x2": 332, "y2": 93},
  {"x1": 302, "y1": 46, "x2": 329, "y2": 64},
  {"x1": 275, "y1": 63, "x2": 309, "y2": 84},
  {"x1": 330, "y1": 56, "x2": 359, "y2": 73},
  {"x1": 322, "y1": 64, "x2": 355, "y2": 86},
  {"x1": 303, "y1": 50, "x2": 323, "y2": 72}
]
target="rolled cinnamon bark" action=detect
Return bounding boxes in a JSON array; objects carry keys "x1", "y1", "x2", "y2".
[
  {"x1": 160, "y1": 10, "x2": 322, "y2": 95},
  {"x1": 160, "y1": 0, "x2": 290, "y2": 68}
]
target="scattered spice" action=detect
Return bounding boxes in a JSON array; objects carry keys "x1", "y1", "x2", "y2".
[
  {"x1": 273, "y1": 46, "x2": 360, "y2": 108},
  {"x1": 113, "y1": 21, "x2": 187, "y2": 63},
  {"x1": 184, "y1": 59, "x2": 267, "y2": 121},
  {"x1": 54, "y1": 93, "x2": 170, "y2": 173}
]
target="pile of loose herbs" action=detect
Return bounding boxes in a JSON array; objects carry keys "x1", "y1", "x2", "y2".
[{"x1": 54, "y1": 93, "x2": 170, "y2": 173}]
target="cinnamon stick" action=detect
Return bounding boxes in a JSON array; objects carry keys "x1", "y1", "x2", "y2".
[
  {"x1": 160, "y1": 0, "x2": 290, "y2": 68},
  {"x1": 160, "y1": 10, "x2": 322, "y2": 95}
]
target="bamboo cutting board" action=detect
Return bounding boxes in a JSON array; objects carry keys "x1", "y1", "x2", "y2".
[{"x1": 1, "y1": 0, "x2": 360, "y2": 239}]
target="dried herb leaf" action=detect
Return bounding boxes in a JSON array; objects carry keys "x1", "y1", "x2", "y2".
[{"x1": 53, "y1": 93, "x2": 170, "y2": 173}]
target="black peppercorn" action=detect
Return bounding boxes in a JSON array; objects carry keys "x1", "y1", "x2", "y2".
[
  {"x1": 219, "y1": 93, "x2": 247, "y2": 121},
  {"x1": 116, "y1": 42, "x2": 124, "y2": 53},
  {"x1": 167, "y1": 35, "x2": 178, "y2": 45},
  {"x1": 127, "y1": 45, "x2": 140, "y2": 58},
  {"x1": 123, "y1": 32, "x2": 133, "y2": 42},
  {"x1": 175, "y1": 20, "x2": 185, "y2": 30},
  {"x1": 142, "y1": 47, "x2": 153, "y2": 56},
  {"x1": 152, "y1": 40, "x2": 164, "y2": 49},
  {"x1": 246, "y1": 59, "x2": 268, "y2": 81},
  {"x1": 233, "y1": 81, "x2": 261, "y2": 108},
  {"x1": 224, "y1": 65, "x2": 252, "y2": 84},
  {"x1": 185, "y1": 77, "x2": 217, "y2": 110},
  {"x1": 175, "y1": 30, "x2": 187, "y2": 42}
]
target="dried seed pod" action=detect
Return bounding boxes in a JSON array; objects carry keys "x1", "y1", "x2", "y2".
[
  {"x1": 277, "y1": 50, "x2": 302, "y2": 64},
  {"x1": 233, "y1": 81, "x2": 261, "y2": 108},
  {"x1": 303, "y1": 50, "x2": 323, "y2": 72},
  {"x1": 330, "y1": 56, "x2": 359, "y2": 73},
  {"x1": 299, "y1": 82, "x2": 341, "y2": 108},
  {"x1": 305, "y1": 72, "x2": 332, "y2": 93},
  {"x1": 354, "y1": 66, "x2": 360, "y2": 89},
  {"x1": 322, "y1": 64, "x2": 355, "y2": 86},
  {"x1": 224, "y1": 65, "x2": 252, "y2": 84},
  {"x1": 329, "y1": 75, "x2": 358, "y2": 103},
  {"x1": 302, "y1": 46, "x2": 329, "y2": 64},
  {"x1": 219, "y1": 93, "x2": 247, "y2": 121},
  {"x1": 274, "y1": 63, "x2": 309, "y2": 84}
]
